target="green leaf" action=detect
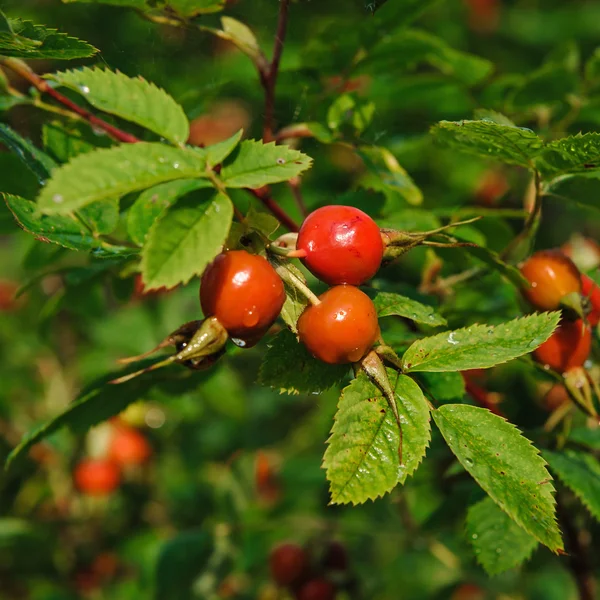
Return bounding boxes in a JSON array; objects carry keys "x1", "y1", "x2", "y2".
[
  {"x1": 220, "y1": 140, "x2": 312, "y2": 188},
  {"x1": 80, "y1": 199, "x2": 120, "y2": 235},
  {"x1": 43, "y1": 120, "x2": 113, "y2": 162},
  {"x1": 37, "y1": 143, "x2": 209, "y2": 214},
  {"x1": 63, "y1": 0, "x2": 147, "y2": 6},
  {"x1": 220, "y1": 17, "x2": 261, "y2": 62},
  {"x1": 457, "y1": 243, "x2": 529, "y2": 288},
  {"x1": 127, "y1": 179, "x2": 211, "y2": 246},
  {"x1": 466, "y1": 497, "x2": 538, "y2": 575},
  {"x1": 431, "y1": 119, "x2": 545, "y2": 169},
  {"x1": 367, "y1": 290, "x2": 446, "y2": 327},
  {"x1": 365, "y1": 29, "x2": 493, "y2": 86},
  {"x1": 433, "y1": 404, "x2": 562, "y2": 552},
  {"x1": 155, "y1": 531, "x2": 212, "y2": 600},
  {"x1": 568, "y1": 427, "x2": 600, "y2": 450},
  {"x1": 327, "y1": 94, "x2": 375, "y2": 134},
  {"x1": 5, "y1": 194, "x2": 107, "y2": 252},
  {"x1": 165, "y1": 0, "x2": 225, "y2": 17},
  {"x1": 544, "y1": 450, "x2": 600, "y2": 522},
  {"x1": 49, "y1": 68, "x2": 189, "y2": 144},
  {"x1": 357, "y1": 146, "x2": 423, "y2": 206},
  {"x1": 324, "y1": 371, "x2": 431, "y2": 504},
  {"x1": 585, "y1": 47, "x2": 600, "y2": 87},
  {"x1": 536, "y1": 133, "x2": 600, "y2": 178},
  {"x1": 141, "y1": 190, "x2": 232, "y2": 290},
  {"x1": 415, "y1": 371, "x2": 465, "y2": 401},
  {"x1": 203, "y1": 129, "x2": 243, "y2": 168},
  {"x1": 6, "y1": 371, "x2": 157, "y2": 470},
  {"x1": 1, "y1": 19, "x2": 97, "y2": 59},
  {"x1": 510, "y1": 65, "x2": 579, "y2": 111},
  {"x1": 0, "y1": 123, "x2": 56, "y2": 184},
  {"x1": 258, "y1": 329, "x2": 348, "y2": 395},
  {"x1": 544, "y1": 173, "x2": 600, "y2": 211},
  {"x1": 402, "y1": 312, "x2": 560, "y2": 373}
]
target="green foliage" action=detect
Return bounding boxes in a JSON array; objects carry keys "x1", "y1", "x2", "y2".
[
  {"x1": 431, "y1": 119, "x2": 545, "y2": 168},
  {"x1": 324, "y1": 371, "x2": 430, "y2": 504},
  {"x1": 220, "y1": 140, "x2": 312, "y2": 188},
  {"x1": 466, "y1": 497, "x2": 538, "y2": 575},
  {"x1": 49, "y1": 68, "x2": 189, "y2": 144},
  {"x1": 43, "y1": 120, "x2": 113, "y2": 162},
  {"x1": 544, "y1": 450, "x2": 600, "y2": 522},
  {"x1": 37, "y1": 143, "x2": 210, "y2": 214},
  {"x1": 367, "y1": 290, "x2": 446, "y2": 326},
  {"x1": 433, "y1": 405, "x2": 563, "y2": 552},
  {"x1": 0, "y1": 18, "x2": 97, "y2": 59},
  {"x1": 140, "y1": 190, "x2": 232, "y2": 290},
  {"x1": 537, "y1": 133, "x2": 600, "y2": 177},
  {"x1": 402, "y1": 312, "x2": 560, "y2": 373}
]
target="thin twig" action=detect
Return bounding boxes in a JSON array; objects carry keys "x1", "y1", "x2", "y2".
[
  {"x1": 263, "y1": 0, "x2": 291, "y2": 142},
  {"x1": 1, "y1": 58, "x2": 140, "y2": 144},
  {"x1": 288, "y1": 178, "x2": 308, "y2": 217}
]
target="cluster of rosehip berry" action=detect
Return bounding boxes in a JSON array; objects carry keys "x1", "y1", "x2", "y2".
[
  {"x1": 73, "y1": 421, "x2": 152, "y2": 497},
  {"x1": 519, "y1": 249, "x2": 599, "y2": 375},
  {"x1": 269, "y1": 540, "x2": 351, "y2": 600},
  {"x1": 199, "y1": 205, "x2": 383, "y2": 366}
]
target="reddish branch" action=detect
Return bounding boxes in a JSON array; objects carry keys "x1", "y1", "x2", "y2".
[
  {"x1": 262, "y1": 0, "x2": 291, "y2": 142},
  {"x1": 248, "y1": 187, "x2": 299, "y2": 232},
  {"x1": 1, "y1": 58, "x2": 140, "y2": 144}
]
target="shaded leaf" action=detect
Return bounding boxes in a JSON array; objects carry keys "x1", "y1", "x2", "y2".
[
  {"x1": 49, "y1": 67, "x2": 189, "y2": 144},
  {"x1": 544, "y1": 173, "x2": 600, "y2": 211},
  {"x1": 220, "y1": 17, "x2": 262, "y2": 62},
  {"x1": 466, "y1": 497, "x2": 538, "y2": 575},
  {"x1": 141, "y1": 190, "x2": 232, "y2": 290},
  {"x1": 220, "y1": 140, "x2": 312, "y2": 188},
  {"x1": 258, "y1": 329, "x2": 348, "y2": 395},
  {"x1": 544, "y1": 450, "x2": 600, "y2": 522},
  {"x1": 165, "y1": 0, "x2": 225, "y2": 17},
  {"x1": 324, "y1": 371, "x2": 431, "y2": 504},
  {"x1": 431, "y1": 119, "x2": 544, "y2": 168},
  {"x1": 536, "y1": 133, "x2": 600, "y2": 178},
  {"x1": 433, "y1": 404, "x2": 562, "y2": 552},
  {"x1": 43, "y1": 120, "x2": 113, "y2": 162},
  {"x1": 366, "y1": 290, "x2": 446, "y2": 326},
  {"x1": 415, "y1": 371, "x2": 465, "y2": 401},
  {"x1": 402, "y1": 312, "x2": 560, "y2": 373},
  {"x1": 568, "y1": 427, "x2": 600, "y2": 450},
  {"x1": 37, "y1": 143, "x2": 209, "y2": 214}
]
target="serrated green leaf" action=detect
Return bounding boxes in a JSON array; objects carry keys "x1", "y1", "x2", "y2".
[
  {"x1": 6, "y1": 370, "x2": 157, "y2": 470},
  {"x1": 204, "y1": 130, "x2": 243, "y2": 168},
  {"x1": 165, "y1": 0, "x2": 225, "y2": 17},
  {"x1": 141, "y1": 189, "x2": 232, "y2": 290},
  {"x1": 37, "y1": 143, "x2": 209, "y2": 214},
  {"x1": 43, "y1": 120, "x2": 113, "y2": 162},
  {"x1": 0, "y1": 19, "x2": 97, "y2": 59},
  {"x1": 0, "y1": 123, "x2": 56, "y2": 184},
  {"x1": 245, "y1": 206, "x2": 280, "y2": 238},
  {"x1": 544, "y1": 173, "x2": 600, "y2": 211},
  {"x1": 127, "y1": 179, "x2": 211, "y2": 246},
  {"x1": 49, "y1": 68, "x2": 189, "y2": 144},
  {"x1": 568, "y1": 427, "x2": 600, "y2": 450},
  {"x1": 510, "y1": 65, "x2": 579, "y2": 111},
  {"x1": 433, "y1": 404, "x2": 562, "y2": 552},
  {"x1": 466, "y1": 497, "x2": 538, "y2": 575},
  {"x1": 402, "y1": 312, "x2": 560, "y2": 373},
  {"x1": 268, "y1": 258, "x2": 308, "y2": 333},
  {"x1": 358, "y1": 146, "x2": 423, "y2": 206},
  {"x1": 544, "y1": 450, "x2": 600, "y2": 522},
  {"x1": 366, "y1": 290, "x2": 446, "y2": 327},
  {"x1": 258, "y1": 329, "x2": 348, "y2": 395},
  {"x1": 220, "y1": 140, "x2": 312, "y2": 188},
  {"x1": 536, "y1": 133, "x2": 600, "y2": 178},
  {"x1": 431, "y1": 120, "x2": 544, "y2": 169},
  {"x1": 80, "y1": 199, "x2": 120, "y2": 235},
  {"x1": 324, "y1": 371, "x2": 431, "y2": 504},
  {"x1": 327, "y1": 94, "x2": 375, "y2": 134}
]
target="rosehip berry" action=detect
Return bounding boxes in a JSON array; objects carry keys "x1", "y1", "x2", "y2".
[
  {"x1": 200, "y1": 250, "x2": 285, "y2": 347},
  {"x1": 520, "y1": 250, "x2": 581, "y2": 311},
  {"x1": 322, "y1": 541, "x2": 348, "y2": 572},
  {"x1": 269, "y1": 543, "x2": 308, "y2": 587},
  {"x1": 297, "y1": 286, "x2": 379, "y2": 364},
  {"x1": 581, "y1": 275, "x2": 600, "y2": 327},
  {"x1": 74, "y1": 458, "x2": 120, "y2": 497},
  {"x1": 296, "y1": 578, "x2": 336, "y2": 600},
  {"x1": 542, "y1": 384, "x2": 570, "y2": 412},
  {"x1": 108, "y1": 424, "x2": 152, "y2": 466},
  {"x1": 297, "y1": 206, "x2": 383, "y2": 285},
  {"x1": 533, "y1": 319, "x2": 592, "y2": 373}
]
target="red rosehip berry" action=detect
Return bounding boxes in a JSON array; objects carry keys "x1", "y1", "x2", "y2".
[
  {"x1": 297, "y1": 286, "x2": 379, "y2": 364},
  {"x1": 297, "y1": 206, "x2": 383, "y2": 285},
  {"x1": 74, "y1": 458, "x2": 120, "y2": 497},
  {"x1": 296, "y1": 578, "x2": 336, "y2": 600},
  {"x1": 533, "y1": 319, "x2": 592, "y2": 374},
  {"x1": 108, "y1": 424, "x2": 152, "y2": 466},
  {"x1": 520, "y1": 250, "x2": 581, "y2": 312},
  {"x1": 269, "y1": 543, "x2": 309, "y2": 587},
  {"x1": 581, "y1": 274, "x2": 600, "y2": 327},
  {"x1": 200, "y1": 250, "x2": 285, "y2": 347}
]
